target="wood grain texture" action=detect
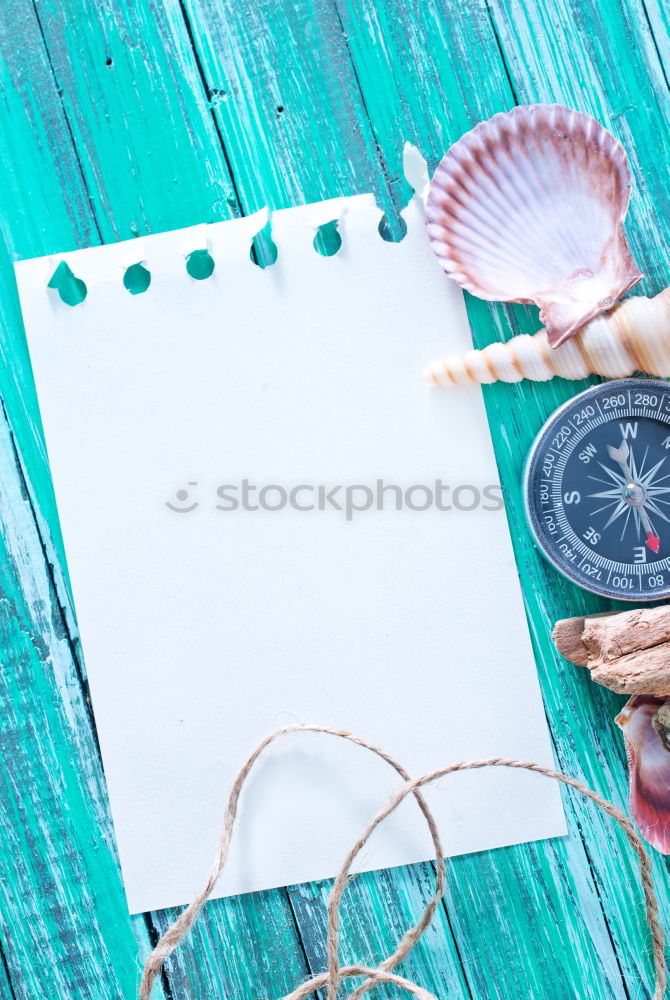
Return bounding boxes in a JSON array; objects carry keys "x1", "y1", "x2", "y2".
[
  {"x1": 0, "y1": 0, "x2": 668, "y2": 998},
  {"x1": 553, "y1": 607, "x2": 670, "y2": 695}
]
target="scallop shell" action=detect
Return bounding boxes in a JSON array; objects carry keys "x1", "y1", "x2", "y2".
[
  {"x1": 423, "y1": 287, "x2": 670, "y2": 386},
  {"x1": 426, "y1": 105, "x2": 642, "y2": 347},
  {"x1": 616, "y1": 695, "x2": 670, "y2": 854}
]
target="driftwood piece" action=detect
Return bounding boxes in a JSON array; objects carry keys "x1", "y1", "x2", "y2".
[
  {"x1": 552, "y1": 605, "x2": 670, "y2": 695},
  {"x1": 551, "y1": 612, "x2": 615, "y2": 667}
]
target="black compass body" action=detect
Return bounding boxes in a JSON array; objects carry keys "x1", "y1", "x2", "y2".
[{"x1": 524, "y1": 379, "x2": 670, "y2": 601}]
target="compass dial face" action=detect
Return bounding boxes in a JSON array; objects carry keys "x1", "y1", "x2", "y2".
[{"x1": 524, "y1": 379, "x2": 670, "y2": 601}]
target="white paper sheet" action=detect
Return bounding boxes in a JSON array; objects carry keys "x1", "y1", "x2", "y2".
[{"x1": 16, "y1": 193, "x2": 566, "y2": 914}]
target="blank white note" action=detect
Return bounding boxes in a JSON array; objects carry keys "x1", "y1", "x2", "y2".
[{"x1": 16, "y1": 194, "x2": 565, "y2": 914}]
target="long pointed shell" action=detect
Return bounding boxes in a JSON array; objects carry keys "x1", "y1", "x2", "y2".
[
  {"x1": 423, "y1": 288, "x2": 670, "y2": 386},
  {"x1": 616, "y1": 695, "x2": 670, "y2": 854},
  {"x1": 426, "y1": 105, "x2": 642, "y2": 347}
]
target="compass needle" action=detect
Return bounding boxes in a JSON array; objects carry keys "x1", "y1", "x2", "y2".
[
  {"x1": 603, "y1": 499, "x2": 630, "y2": 529},
  {"x1": 588, "y1": 473, "x2": 625, "y2": 488},
  {"x1": 633, "y1": 457, "x2": 641, "y2": 481},
  {"x1": 525, "y1": 380, "x2": 670, "y2": 600},
  {"x1": 588, "y1": 488, "x2": 624, "y2": 500},
  {"x1": 591, "y1": 503, "x2": 617, "y2": 516},
  {"x1": 598, "y1": 462, "x2": 627, "y2": 487},
  {"x1": 645, "y1": 499, "x2": 670, "y2": 523},
  {"x1": 641, "y1": 457, "x2": 667, "y2": 486},
  {"x1": 646, "y1": 471, "x2": 670, "y2": 486},
  {"x1": 638, "y1": 444, "x2": 650, "y2": 480}
]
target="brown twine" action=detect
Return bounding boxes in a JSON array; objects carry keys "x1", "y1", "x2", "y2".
[{"x1": 138, "y1": 724, "x2": 667, "y2": 1000}]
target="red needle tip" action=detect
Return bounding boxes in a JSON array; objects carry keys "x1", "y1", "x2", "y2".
[{"x1": 646, "y1": 532, "x2": 661, "y2": 554}]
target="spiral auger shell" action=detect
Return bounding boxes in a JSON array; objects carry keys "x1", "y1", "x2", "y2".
[{"x1": 423, "y1": 289, "x2": 670, "y2": 387}]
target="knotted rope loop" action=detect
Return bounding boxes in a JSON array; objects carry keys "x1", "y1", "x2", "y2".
[{"x1": 138, "y1": 725, "x2": 666, "y2": 1000}]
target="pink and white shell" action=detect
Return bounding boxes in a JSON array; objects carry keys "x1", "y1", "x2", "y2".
[
  {"x1": 616, "y1": 695, "x2": 670, "y2": 854},
  {"x1": 426, "y1": 104, "x2": 642, "y2": 347}
]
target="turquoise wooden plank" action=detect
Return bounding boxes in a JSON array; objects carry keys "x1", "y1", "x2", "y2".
[
  {"x1": 32, "y1": 0, "x2": 238, "y2": 239},
  {"x1": 0, "y1": 1, "x2": 669, "y2": 998},
  {"x1": 0, "y1": 0, "x2": 97, "y2": 568},
  {"x1": 445, "y1": 839, "x2": 625, "y2": 999},
  {"x1": 0, "y1": 30, "x2": 119, "y2": 988},
  {"x1": 178, "y1": 0, "x2": 397, "y2": 216},
  {"x1": 0, "y1": 952, "x2": 13, "y2": 1000},
  {"x1": 473, "y1": 5, "x2": 670, "y2": 993},
  {"x1": 147, "y1": 891, "x2": 310, "y2": 999},
  {"x1": 643, "y1": 0, "x2": 670, "y2": 83},
  {"x1": 0, "y1": 409, "x2": 158, "y2": 1000},
  {"x1": 326, "y1": 0, "x2": 514, "y2": 174},
  {"x1": 288, "y1": 867, "x2": 472, "y2": 1000},
  {"x1": 0, "y1": 2, "x2": 308, "y2": 997}
]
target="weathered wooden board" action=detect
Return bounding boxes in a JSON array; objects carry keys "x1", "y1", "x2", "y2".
[{"x1": 0, "y1": 0, "x2": 668, "y2": 998}]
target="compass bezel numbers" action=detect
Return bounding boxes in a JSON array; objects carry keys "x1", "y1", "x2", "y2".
[{"x1": 524, "y1": 379, "x2": 670, "y2": 602}]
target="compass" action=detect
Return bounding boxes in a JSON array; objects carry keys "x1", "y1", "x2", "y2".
[{"x1": 524, "y1": 379, "x2": 670, "y2": 601}]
